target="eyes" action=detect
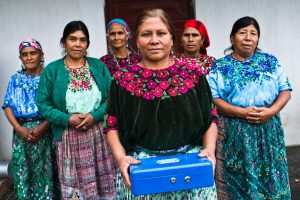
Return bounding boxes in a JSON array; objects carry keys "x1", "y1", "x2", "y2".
[
  {"x1": 238, "y1": 30, "x2": 258, "y2": 36},
  {"x1": 21, "y1": 51, "x2": 38, "y2": 57},
  {"x1": 183, "y1": 33, "x2": 201, "y2": 38},
  {"x1": 68, "y1": 36, "x2": 87, "y2": 43},
  {"x1": 140, "y1": 31, "x2": 168, "y2": 37},
  {"x1": 109, "y1": 31, "x2": 125, "y2": 37}
]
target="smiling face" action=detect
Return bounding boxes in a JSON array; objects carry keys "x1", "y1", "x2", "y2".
[
  {"x1": 136, "y1": 17, "x2": 173, "y2": 62},
  {"x1": 231, "y1": 24, "x2": 259, "y2": 58},
  {"x1": 181, "y1": 27, "x2": 203, "y2": 57},
  {"x1": 108, "y1": 23, "x2": 128, "y2": 49},
  {"x1": 63, "y1": 30, "x2": 88, "y2": 60},
  {"x1": 19, "y1": 47, "x2": 43, "y2": 71}
]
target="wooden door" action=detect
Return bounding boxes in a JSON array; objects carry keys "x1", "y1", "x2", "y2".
[{"x1": 105, "y1": 0, "x2": 195, "y2": 53}]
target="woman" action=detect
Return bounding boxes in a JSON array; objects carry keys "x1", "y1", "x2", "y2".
[
  {"x1": 2, "y1": 38, "x2": 58, "y2": 199},
  {"x1": 176, "y1": 19, "x2": 215, "y2": 75},
  {"x1": 36, "y1": 21, "x2": 116, "y2": 199},
  {"x1": 100, "y1": 18, "x2": 140, "y2": 76},
  {"x1": 208, "y1": 16, "x2": 292, "y2": 199},
  {"x1": 103, "y1": 8, "x2": 218, "y2": 199}
]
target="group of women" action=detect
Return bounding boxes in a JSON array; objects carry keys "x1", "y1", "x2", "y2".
[{"x1": 2, "y1": 8, "x2": 292, "y2": 200}]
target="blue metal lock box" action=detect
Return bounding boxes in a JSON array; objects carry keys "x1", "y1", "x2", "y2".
[{"x1": 130, "y1": 153, "x2": 214, "y2": 196}]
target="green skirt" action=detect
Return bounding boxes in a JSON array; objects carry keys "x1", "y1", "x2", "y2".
[
  {"x1": 11, "y1": 120, "x2": 59, "y2": 199},
  {"x1": 115, "y1": 145, "x2": 217, "y2": 200},
  {"x1": 221, "y1": 115, "x2": 291, "y2": 200}
]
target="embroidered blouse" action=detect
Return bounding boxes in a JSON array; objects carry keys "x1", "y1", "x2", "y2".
[
  {"x1": 65, "y1": 62, "x2": 102, "y2": 114},
  {"x1": 176, "y1": 54, "x2": 216, "y2": 75},
  {"x1": 103, "y1": 59, "x2": 218, "y2": 153},
  {"x1": 208, "y1": 52, "x2": 292, "y2": 107},
  {"x1": 100, "y1": 51, "x2": 141, "y2": 76},
  {"x1": 2, "y1": 71, "x2": 41, "y2": 119}
]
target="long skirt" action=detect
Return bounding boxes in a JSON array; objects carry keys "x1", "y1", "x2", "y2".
[
  {"x1": 12, "y1": 120, "x2": 59, "y2": 199},
  {"x1": 215, "y1": 116, "x2": 230, "y2": 200},
  {"x1": 116, "y1": 146, "x2": 217, "y2": 200},
  {"x1": 56, "y1": 122, "x2": 117, "y2": 200},
  {"x1": 218, "y1": 115, "x2": 291, "y2": 200}
]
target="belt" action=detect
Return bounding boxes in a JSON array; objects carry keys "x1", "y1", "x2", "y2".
[{"x1": 17, "y1": 116, "x2": 43, "y2": 123}]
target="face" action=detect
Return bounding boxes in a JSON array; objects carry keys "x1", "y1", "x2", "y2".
[
  {"x1": 108, "y1": 23, "x2": 128, "y2": 49},
  {"x1": 137, "y1": 17, "x2": 173, "y2": 62},
  {"x1": 19, "y1": 47, "x2": 43, "y2": 70},
  {"x1": 181, "y1": 27, "x2": 203, "y2": 55},
  {"x1": 63, "y1": 30, "x2": 88, "y2": 60},
  {"x1": 231, "y1": 24, "x2": 259, "y2": 56}
]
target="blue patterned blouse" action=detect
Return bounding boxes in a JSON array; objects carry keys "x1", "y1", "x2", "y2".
[
  {"x1": 208, "y1": 52, "x2": 292, "y2": 107},
  {"x1": 2, "y1": 71, "x2": 41, "y2": 118}
]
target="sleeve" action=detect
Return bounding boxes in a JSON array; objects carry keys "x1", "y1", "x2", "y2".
[
  {"x1": 103, "y1": 80, "x2": 119, "y2": 133},
  {"x1": 36, "y1": 67, "x2": 71, "y2": 127},
  {"x1": 207, "y1": 62, "x2": 221, "y2": 99},
  {"x1": 272, "y1": 57, "x2": 292, "y2": 92},
  {"x1": 2, "y1": 76, "x2": 15, "y2": 110},
  {"x1": 90, "y1": 62, "x2": 112, "y2": 122},
  {"x1": 197, "y1": 75, "x2": 219, "y2": 126},
  {"x1": 204, "y1": 76, "x2": 219, "y2": 124}
]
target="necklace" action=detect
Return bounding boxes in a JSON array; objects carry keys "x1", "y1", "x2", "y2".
[
  {"x1": 64, "y1": 57, "x2": 86, "y2": 69},
  {"x1": 112, "y1": 49, "x2": 131, "y2": 69}
]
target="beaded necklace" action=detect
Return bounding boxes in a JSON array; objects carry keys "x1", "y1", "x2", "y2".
[{"x1": 112, "y1": 49, "x2": 131, "y2": 69}]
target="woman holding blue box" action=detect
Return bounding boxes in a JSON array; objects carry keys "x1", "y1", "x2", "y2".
[{"x1": 103, "y1": 8, "x2": 218, "y2": 199}]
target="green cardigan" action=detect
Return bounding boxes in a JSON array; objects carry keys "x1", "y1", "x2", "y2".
[{"x1": 36, "y1": 57, "x2": 111, "y2": 141}]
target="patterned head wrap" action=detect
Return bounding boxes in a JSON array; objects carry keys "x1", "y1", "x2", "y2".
[
  {"x1": 106, "y1": 18, "x2": 133, "y2": 52},
  {"x1": 182, "y1": 19, "x2": 210, "y2": 55},
  {"x1": 18, "y1": 37, "x2": 44, "y2": 71}
]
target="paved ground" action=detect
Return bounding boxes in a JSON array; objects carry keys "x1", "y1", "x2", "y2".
[
  {"x1": 287, "y1": 146, "x2": 300, "y2": 200},
  {"x1": 0, "y1": 146, "x2": 299, "y2": 200}
]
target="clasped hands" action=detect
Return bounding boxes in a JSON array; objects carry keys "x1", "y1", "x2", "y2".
[
  {"x1": 68, "y1": 113, "x2": 95, "y2": 130},
  {"x1": 244, "y1": 106, "x2": 274, "y2": 124}
]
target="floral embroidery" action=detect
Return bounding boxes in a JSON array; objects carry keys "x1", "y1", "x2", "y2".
[
  {"x1": 67, "y1": 62, "x2": 93, "y2": 93},
  {"x1": 113, "y1": 59, "x2": 207, "y2": 100},
  {"x1": 211, "y1": 104, "x2": 219, "y2": 124},
  {"x1": 103, "y1": 114, "x2": 117, "y2": 132},
  {"x1": 100, "y1": 52, "x2": 141, "y2": 76},
  {"x1": 176, "y1": 54, "x2": 215, "y2": 75},
  {"x1": 210, "y1": 52, "x2": 277, "y2": 90},
  {"x1": 15, "y1": 72, "x2": 40, "y2": 92}
]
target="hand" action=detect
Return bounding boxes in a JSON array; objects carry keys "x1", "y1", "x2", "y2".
[
  {"x1": 76, "y1": 114, "x2": 95, "y2": 130},
  {"x1": 198, "y1": 148, "x2": 216, "y2": 173},
  {"x1": 247, "y1": 107, "x2": 274, "y2": 124},
  {"x1": 68, "y1": 114, "x2": 84, "y2": 128},
  {"x1": 116, "y1": 156, "x2": 141, "y2": 188},
  {"x1": 15, "y1": 126, "x2": 36, "y2": 142},
  {"x1": 239, "y1": 106, "x2": 256, "y2": 119},
  {"x1": 29, "y1": 125, "x2": 46, "y2": 143}
]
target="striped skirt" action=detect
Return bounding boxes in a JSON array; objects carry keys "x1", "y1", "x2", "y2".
[
  {"x1": 56, "y1": 122, "x2": 117, "y2": 200},
  {"x1": 216, "y1": 115, "x2": 291, "y2": 200},
  {"x1": 115, "y1": 146, "x2": 217, "y2": 200}
]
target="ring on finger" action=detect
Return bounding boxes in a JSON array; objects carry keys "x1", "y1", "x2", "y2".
[
  {"x1": 83, "y1": 126, "x2": 87, "y2": 130},
  {"x1": 256, "y1": 118, "x2": 259, "y2": 123},
  {"x1": 27, "y1": 137, "x2": 31, "y2": 141}
]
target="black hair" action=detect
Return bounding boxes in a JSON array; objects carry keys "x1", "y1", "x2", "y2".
[
  {"x1": 60, "y1": 21, "x2": 90, "y2": 48},
  {"x1": 224, "y1": 16, "x2": 260, "y2": 54}
]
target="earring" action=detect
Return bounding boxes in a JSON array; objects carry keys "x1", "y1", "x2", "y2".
[
  {"x1": 137, "y1": 48, "x2": 140, "y2": 55},
  {"x1": 170, "y1": 46, "x2": 174, "y2": 56}
]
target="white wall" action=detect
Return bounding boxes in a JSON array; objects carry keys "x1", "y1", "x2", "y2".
[
  {"x1": 196, "y1": 0, "x2": 300, "y2": 146},
  {"x1": 0, "y1": 0, "x2": 107, "y2": 160}
]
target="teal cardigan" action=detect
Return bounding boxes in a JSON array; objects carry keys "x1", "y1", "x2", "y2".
[{"x1": 36, "y1": 57, "x2": 111, "y2": 141}]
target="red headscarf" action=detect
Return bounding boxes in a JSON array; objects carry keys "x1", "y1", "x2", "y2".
[{"x1": 182, "y1": 19, "x2": 210, "y2": 55}]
